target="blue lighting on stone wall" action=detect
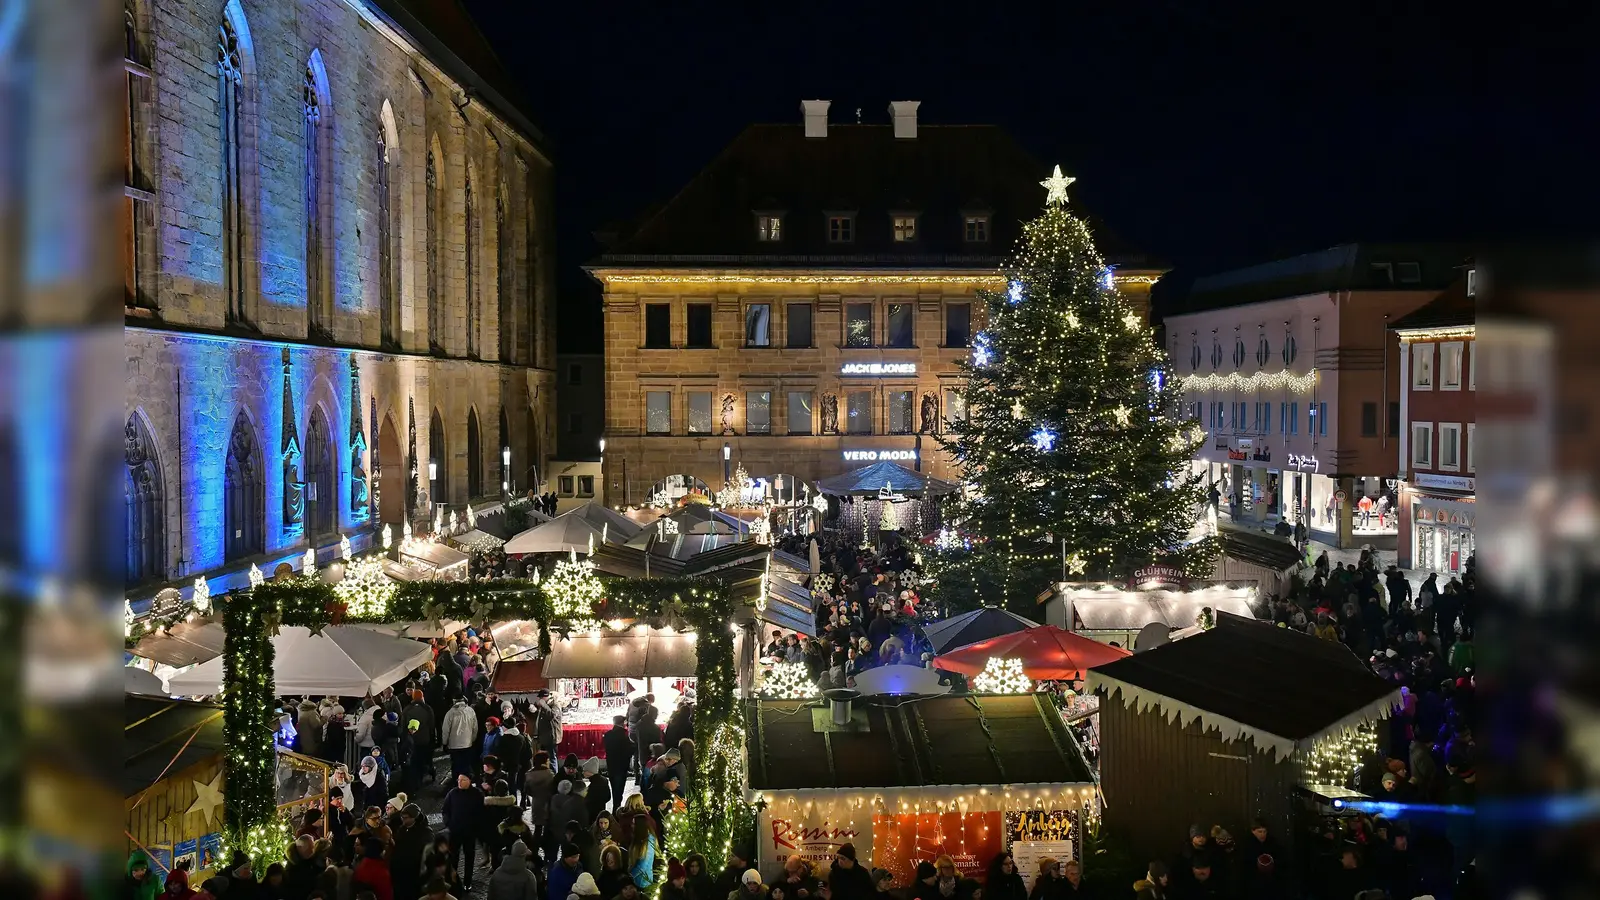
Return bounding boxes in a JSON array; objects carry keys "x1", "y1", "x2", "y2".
[{"x1": 19, "y1": 337, "x2": 67, "y2": 573}]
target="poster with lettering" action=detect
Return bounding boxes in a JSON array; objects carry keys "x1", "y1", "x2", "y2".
[
  {"x1": 760, "y1": 808, "x2": 875, "y2": 878},
  {"x1": 1009, "y1": 841, "x2": 1075, "y2": 890},
  {"x1": 1003, "y1": 810, "x2": 1081, "y2": 887},
  {"x1": 870, "y1": 813, "x2": 1003, "y2": 887}
]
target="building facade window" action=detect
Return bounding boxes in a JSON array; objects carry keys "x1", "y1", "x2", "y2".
[
  {"x1": 124, "y1": 2, "x2": 154, "y2": 312},
  {"x1": 756, "y1": 214, "x2": 782, "y2": 241},
  {"x1": 224, "y1": 416, "x2": 263, "y2": 562},
  {"x1": 845, "y1": 303, "x2": 873, "y2": 348},
  {"x1": 828, "y1": 215, "x2": 853, "y2": 243},
  {"x1": 787, "y1": 303, "x2": 813, "y2": 348},
  {"x1": 376, "y1": 119, "x2": 397, "y2": 346},
  {"x1": 686, "y1": 303, "x2": 713, "y2": 348},
  {"x1": 745, "y1": 303, "x2": 771, "y2": 347},
  {"x1": 644, "y1": 304, "x2": 671, "y2": 348},
  {"x1": 787, "y1": 391, "x2": 813, "y2": 435},
  {"x1": 465, "y1": 171, "x2": 478, "y2": 357},
  {"x1": 217, "y1": 20, "x2": 247, "y2": 326},
  {"x1": 886, "y1": 303, "x2": 914, "y2": 348},
  {"x1": 888, "y1": 390, "x2": 914, "y2": 434},
  {"x1": 1440, "y1": 342, "x2": 1464, "y2": 390},
  {"x1": 426, "y1": 150, "x2": 442, "y2": 352},
  {"x1": 429, "y1": 410, "x2": 447, "y2": 506},
  {"x1": 846, "y1": 391, "x2": 873, "y2": 434},
  {"x1": 558, "y1": 475, "x2": 574, "y2": 495},
  {"x1": 578, "y1": 475, "x2": 595, "y2": 496},
  {"x1": 1438, "y1": 422, "x2": 1462, "y2": 471},
  {"x1": 497, "y1": 186, "x2": 512, "y2": 361},
  {"x1": 945, "y1": 303, "x2": 971, "y2": 348},
  {"x1": 467, "y1": 409, "x2": 483, "y2": 498},
  {"x1": 1412, "y1": 344, "x2": 1435, "y2": 390},
  {"x1": 1289, "y1": 402, "x2": 1299, "y2": 435},
  {"x1": 892, "y1": 215, "x2": 917, "y2": 242},
  {"x1": 746, "y1": 391, "x2": 771, "y2": 434},
  {"x1": 125, "y1": 414, "x2": 164, "y2": 585},
  {"x1": 1389, "y1": 401, "x2": 1401, "y2": 436},
  {"x1": 964, "y1": 215, "x2": 989, "y2": 242},
  {"x1": 305, "y1": 407, "x2": 336, "y2": 538},
  {"x1": 944, "y1": 389, "x2": 966, "y2": 428},
  {"x1": 303, "y1": 61, "x2": 328, "y2": 337},
  {"x1": 688, "y1": 391, "x2": 713, "y2": 435},
  {"x1": 1412, "y1": 422, "x2": 1433, "y2": 468},
  {"x1": 1361, "y1": 401, "x2": 1378, "y2": 437},
  {"x1": 1467, "y1": 423, "x2": 1475, "y2": 473},
  {"x1": 646, "y1": 392, "x2": 672, "y2": 434}
]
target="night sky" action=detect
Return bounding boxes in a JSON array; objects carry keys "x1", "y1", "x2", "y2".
[{"x1": 462, "y1": 0, "x2": 1592, "y2": 350}]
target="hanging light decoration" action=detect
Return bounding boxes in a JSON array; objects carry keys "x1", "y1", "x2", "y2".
[{"x1": 971, "y1": 657, "x2": 1032, "y2": 694}]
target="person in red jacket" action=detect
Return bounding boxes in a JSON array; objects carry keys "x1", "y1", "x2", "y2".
[{"x1": 352, "y1": 837, "x2": 394, "y2": 900}]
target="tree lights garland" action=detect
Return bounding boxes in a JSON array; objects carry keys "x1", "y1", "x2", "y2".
[
  {"x1": 929, "y1": 168, "x2": 1216, "y2": 614},
  {"x1": 761, "y1": 661, "x2": 819, "y2": 699},
  {"x1": 1299, "y1": 725, "x2": 1379, "y2": 788},
  {"x1": 971, "y1": 657, "x2": 1033, "y2": 694},
  {"x1": 220, "y1": 573, "x2": 744, "y2": 872},
  {"x1": 1179, "y1": 368, "x2": 1318, "y2": 394}
]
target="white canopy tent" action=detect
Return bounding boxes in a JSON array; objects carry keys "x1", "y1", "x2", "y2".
[
  {"x1": 539, "y1": 629, "x2": 699, "y2": 678},
  {"x1": 504, "y1": 514, "x2": 605, "y2": 555},
  {"x1": 560, "y1": 500, "x2": 644, "y2": 540},
  {"x1": 167, "y1": 626, "x2": 432, "y2": 696}
]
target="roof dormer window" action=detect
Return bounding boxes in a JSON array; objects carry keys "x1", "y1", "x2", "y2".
[
  {"x1": 755, "y1": 213, "x2": 783, "y2": 242},
  {"x1": 892, "y1": 214, "x2": 918, "y2": 243}
]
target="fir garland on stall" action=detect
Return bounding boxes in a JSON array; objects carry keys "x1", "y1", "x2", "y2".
[{"x1": 219, "y1": 572, "x2": 745, "y2": 873}]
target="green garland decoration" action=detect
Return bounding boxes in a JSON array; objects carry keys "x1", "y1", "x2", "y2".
[{"x1": 220, "y1": 571, "x2": 746, "y2": 872}]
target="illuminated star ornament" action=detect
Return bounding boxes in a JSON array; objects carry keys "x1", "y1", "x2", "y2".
[
  {"x1": 1064, "y1": 552, "x2": 1087, "y2": 576},
  {"x1": 1064, "y1": 310, "x2": 1080, "y2": 329},
  {"x1": 971, "y1": 332, "x2": 993, "y2": 367},
  {"x1": 1031, "y1": 425, "x2": 1057, "y2": 452},
  {"x1": 1040, "y1": 164, "x2": 1076, "y2": 206},
  {"x1": 1007, "y1": 280, "x2": 1025, "y2": 305},
  {"x1": 1113, "y1": 405, "x2": 1132, "y2": 427},
  {"x1": 1123, "y1": 312, "x2": 1142, "y2": 332}
]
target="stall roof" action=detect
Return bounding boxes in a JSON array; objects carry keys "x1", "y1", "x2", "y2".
[
  {"x1": 589, "y1": 543, "x2": 687, "y2": 579},
  {"x1": 760, "y1": 573, "x2": 816, "y2": 637},
  {"x1": 561, "y1": 500, "x2": 645, "y2": 539},
  {"x1": 131, "y1": 620, "x2": 225, "y2": 668},
  {"x1": 124, "y1": 697, "x2": 225, "y2": 796},
  {"x1": 815, "y1": 462, "x2": 957, "y2": 497},
  {"x1": 1218, "y1": 530, "x2": 1304, "y2": 572},
  {"x1": 1066, "y1": 587, "x2": 1258, "y2": 631},
  {"x1": 746, "y1": 694, "x2": 1092, "y2": 791},
  {"x1": 541, "y1": 631, "x2": 699, "y2": 678},
  {"x1": 401, "y1": 541, "x2": 470, "y2": 569},
  {"x1": 491, "y1": 659, "x2": 549, "y2": 694},
  {"x1": 1087, "y1": 612, "x2": 1400, "y2": 759}
]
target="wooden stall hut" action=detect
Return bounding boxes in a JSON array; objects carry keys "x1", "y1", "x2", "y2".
[
  {"x1": 125, "y1": 697, "x2": 227, "y2": 884},
  {"x1": 1086, "y1": 614, "x2": 1399, "y2": 859}
]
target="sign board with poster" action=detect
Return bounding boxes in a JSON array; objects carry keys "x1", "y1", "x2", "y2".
[
  {"x1": 760, "y1": 808, "x2": 875, "y2": 874},
  {"x1": 1003, "y1": 810, "x2": 1082, "y2": 889},
  {"x1": 871, "y1": 812, "x2": 1004, "y2": 886}
]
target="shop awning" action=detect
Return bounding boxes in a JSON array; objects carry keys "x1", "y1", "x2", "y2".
[
  {"x1": 540, "y1": 631, "x2": 699, "y2": 678},
  {"x1": 131, "y1": 621, "x2": 225, "y2": 668},
  {"x1": 168, "y1": 626, "x2": 432, "y2": 697},
  {"x1": 1065, "y1": 585, "x2": 1258, "y2": 631},
  {"x1": 815, "y1": 461, "x2": 958, "y2": 497}
]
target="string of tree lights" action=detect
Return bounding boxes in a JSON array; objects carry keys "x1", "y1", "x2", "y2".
[
  {"x1": 211, "y1": 568, "x2": 746, "y2": 872},
  {"x1": 930, "y1": 168, "x2": 1217, "y2": 614}
]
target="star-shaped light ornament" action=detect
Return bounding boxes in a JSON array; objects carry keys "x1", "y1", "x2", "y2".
[
  {"x1": 1031, "y1": 425, "x2": 1057, "y2": 453},
  {"x1": 1007, "y1": 281, "x2": 1025, "y2": 305},
  {"x1": 971, "y1": 333, "x2": 993, "y2": 367},
  {"x1": 1123, "y1": 312, "x2": 1142, "y2": 332},
  {"x1": 1040, "y1": 165, "x2": 1076, "y2": 206},
  {"x1": 1064, "y1": 552, "x2": 1088, "y2": 576},
  {"x1": 1113, "y1": 405, "x2": 1133, "y2": 427},
  {"x1": 186, "y1": 771, "x2": 225, "y2": 825},
  {"x1": 1064, "y1": 310, "x2": 1080, "y2": 329},
  {"x1": 1011, "y1": 400, "x2": 1025, "y2": 420}
]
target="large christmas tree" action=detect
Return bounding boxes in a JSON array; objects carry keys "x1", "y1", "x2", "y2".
[{"x1": 932, "y1": 167, "x2": 1215, "y2": 613}]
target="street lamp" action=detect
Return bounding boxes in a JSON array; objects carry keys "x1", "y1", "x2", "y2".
[
  {"x1": 501, "y1": 446, "x2": 511, "y2": 495},
  {"x1": 598, "y1": 438, "x2": 607, "y2": 455},
  {"x1": 722, "y1": 441, "x2": 732, "y2": 492}
]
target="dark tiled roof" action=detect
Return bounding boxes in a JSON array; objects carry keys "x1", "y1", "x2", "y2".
[
  {"x1": 1183, "y1": 243, "x2": 1471, "y2": 312},
  {"x1": 1217, "y1": 530, "x2": 1304, "y2": 571},
  {"x1": 364, "y1": 0, "x2": 547, "y2": 150},
  {"x1": 125, "y1": 697, "x2": 225, "y2": 796},
  {"x1": 1390, "y1": 276, "x2": 1475, "y2": 331},
  {"x1": 1089, "y1": 613, "x2": 1393, "y2": 742},
  {"x1": 491, "y1": 659, "x2": 549, "y2": 695},
  {"x1": 746, "y1": 694, "x2": 1093, "y2": 791},
  {"x1": 597, "y1": 123, "x2": 1158, "y2": 269}
]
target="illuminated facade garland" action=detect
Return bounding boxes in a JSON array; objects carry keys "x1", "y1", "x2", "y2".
[
  {"x1": 593, "y1": 271, "x2": 1162, "y2": 287},
  {"x1": 1179, "y1": 367, "x2": 1319, "y2": 394}
]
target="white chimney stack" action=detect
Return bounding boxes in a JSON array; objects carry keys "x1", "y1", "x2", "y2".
[
  {"x1": 889, "y1": 100, "x2": 920, "y2": 139},
  {"x1": 801, "y1": 99, "x2": 831, "y2": 138}
]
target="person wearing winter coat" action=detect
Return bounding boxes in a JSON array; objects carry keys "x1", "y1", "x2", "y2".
[
  {"x1": 390, "y1": 804, "x2": 434, "y2": 900},
  {"x1": 586, "y1": 764, "x2": 613, "y2": 823},
  {"x1": 984, "y1": 853, "x2": 1026, "y2": 900},
  {"x1": 550, "y1": 780, "x2": 590, "y2": 848},
  {"x1": 126, "y1": 850, "x2": 161, "y2": 900},
  {"x1": 442, "y1": 700, "x2": 480, "y2": 780},
  {"x1": 525, "y1": 751, "x2": 557, "y2": 847},
  {"x1": 597, "y1": 844, "x2": 635, "y2": 899},
  {"x1": 440, "y1": 775, "x2": 484, "y2": 889},
  {"x1": 828, "y1": 844, "x2": 874, "y2": 900},
  {"x1": 1132, "y1": 861, "x2": 1170, "y2": 900},
  {"x1": 296, "y1": 700, "x2": 325, "y2": 759},
  {"x1": 660, "y1": 859, "x2": 693, "y2": 900},
  {"x1": 533, "y1": 690, "x2": 564, "y2": 754},
  {"x1": 356, "y1": 754, "x2": 388, "y2": 817},
  {"x1": 495, "y1": 720, "x2": 535, "y2": 800},
  {"x1": 633, "y1": 706, "x2": 664, "y2": 779},
  {"x1": 402, "y1": 694, "x2": 438, "y2": 782},
  {"x1": 602, "y1": 716, "x2": 635, "y2": 809},
  {"x1": 481, "y1": 780, "x2": 521, "y2": 870},
  {"x1": 548, "y1": 845, "x2": 585, "y2": 900},
  {"x1": 728, "y1": 868, "x2": 765, "y2": 900},
  {"x1": 488, "y1": 840, "x2": 541, "y2": 900}
]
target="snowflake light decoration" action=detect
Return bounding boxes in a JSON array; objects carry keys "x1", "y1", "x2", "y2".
[
  {"x1": 813, "y1": 572, "x2": 835, "y2": 593},
  {"x1": 546, "y1": 557, "x2": 604, "y2": 622},
  {"x1": 1007, "y1": 280, "x2": 1025, "y2": 305},
  {"x1": 302, "y1": 548, "x2": 316, "y2": 573},
  {"x1": 335, "y1": 557, "x2": 397, "y2": 618},
  {"x1": 248, "y1": 563, "x2": 265, "y2": 588},
  {"x1": 972, "y1": 657, "x2": 1032, "y2": 694},
  {"x1": 340, "y1": 534, "x2": 352, "y2": 561},
  {"x1": 812, "y1": 491, "x2": 828, "y2": 515},
  {"x1": 1031, "y1": 424, "x2": 1057, "y2": 452},
  {"x1": 192, "y1": 577, "x2": 212, "y2": 615},
  {"x1": 762, "y1": 661, "x2": 819, "y2": 699}
]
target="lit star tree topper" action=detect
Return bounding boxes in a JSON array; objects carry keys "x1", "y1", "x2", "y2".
[{"x1": 930, "y1": 168, "x2": 1215, "y2": 614}]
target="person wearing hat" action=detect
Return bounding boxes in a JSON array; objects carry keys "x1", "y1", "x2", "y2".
[
  {"x1": 714, "y1": 848, "x2": 756, "y2": 900},
  {"x1": 983, "y1": 853, "x2": 1024, "y2": 900},
  {"x1": 826, "y1": 845, "x2": 872, "y2": 900},
  {"x1": 486, "y1": 839, "x2": 540, "y2": 900},
  {"x1": 911, "y1": 861, "x2": 940, "y2": 900},
  {"x1": 659, "y1": 858, "x2": 691, "y2": 900},
  {"x1": 729, "y1": 867, "x2": 766, "y2": 900},
  {"x1": 1132, "y1": 861, "x2": 1169, "y2": 900},
  {"x1": 871, "y1": 867, "x2": 899, "y2": 900},
  {"x1": 1170, "y1": 825, "x2": 1211, "y2": 892},
  {"x1": 402, "y1": 690, "x2": 438, "y2": 783},
  {"x1": 1184, "y1": 854, "x2": 1224, "y2": 900},
  {"x1": 549, "y1": 844, "x2": 586, "y2": 900},
  {"x1": 390, "y1": 802, "x2": 434, "y2": 900}
]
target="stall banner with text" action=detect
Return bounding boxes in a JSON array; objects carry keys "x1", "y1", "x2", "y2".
[
  {"x1": 870, "y1": 813, "x2": 1003, "y2": 887},
  {"x1": 1003, "y1": 810, "x2": 1081, "y2": 888},
  {"x1": 760, "y1": 807, "x2": 876, "y2": 875}
]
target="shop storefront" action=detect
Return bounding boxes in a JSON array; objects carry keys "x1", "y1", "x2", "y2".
[{"x1": 1400, "y1": 475, "x2": 1475, "y2": 574}]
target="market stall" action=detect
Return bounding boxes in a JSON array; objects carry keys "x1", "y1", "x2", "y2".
[
  {"x1": 395, "y1": 538, "x2": 470, "y2": 580},
  {"x1": 1041, "y1": 581, "x2": 1260, "y2": 649},
  {"x1": 931, "y1": 625, "x2": 1130, "y2": 682},
  {"x1": 167, "y1": 626, "x2": 431, "y2": 696},
  {"x1": 505, "y1": 514, "x2": 608, "y2": 555},
  {"x1": 746, "y1": 694, "x2": 1097, "y2": 887},
  {"x1": 535, "y1": 626, "x2": 700, "y2": 759},
  {"x1": 1087, "y1": 613, "x2": 1399, "y2": 857},
  {"x1": 815, "y1": 462, "x2": 955, "y2": 544}
]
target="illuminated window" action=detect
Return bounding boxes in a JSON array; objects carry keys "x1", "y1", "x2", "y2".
[
  {"x1": 888, "y1": 391, "x2": 914, "y2": 434},
  {"x1": 964, "y1": 216, "x2": 989, "y2": 242},
  {"x1": 892, "y1": 215, "x2": 918, "y2": 242},
  {"x1": 745, "y1": 304, "x2": 771, "y2": 347},
  {"x1": 845, "y1": 303, "x2": 873, "y2": 348},
  {"x1": 746, "y1": 391, "x2": 771, "y2": 434},
  {"x1": 224, "y1": 416, "x2": 263, "y2": 562},
  {"x1": 787, "y1": 392, "x2": 813, "y2": 435},
  {"x1": 847, "y1": 391, "x2": 873, "y2": 434},
  {"x1": 756, "y1": 214, "x2": 782, "y2": 242},
  {"x1": 1440, "y1": 342, "x2": 1464, "y2": 390},
  {"x1": 886, "y1": 303, "x2": 914, "y2": 348},
  {"x1": 304, "y1": 60, "x2": 328, "y2": 336},
  {"x1": 688, "y1": 392, "x2": 713, "y2": 435},
  {"x1": 646, "y1": 392, "x2": 672, "y2": 435}
]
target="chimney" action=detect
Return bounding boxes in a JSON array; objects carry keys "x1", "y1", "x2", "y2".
[
  {"x1": 801, "y1": 99, "x2": 831, "y2": 138},
  {"x1": 888, "y1": 100, "x2": 920, "y2": 139}
]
